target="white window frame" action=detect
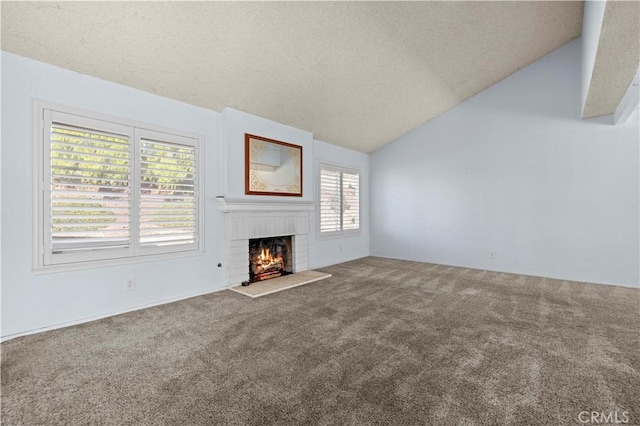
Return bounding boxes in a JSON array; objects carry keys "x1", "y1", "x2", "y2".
[
  {"x1": 33, "y1": 100, "x2": 204, "y2": 272},
  {"x1": 317, "y1": 162, "x2": 361, "y2": 238}
]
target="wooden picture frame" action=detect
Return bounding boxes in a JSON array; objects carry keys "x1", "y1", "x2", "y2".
[{"x1": 245, "y1": 134, "x2": 303, "y2": 196}]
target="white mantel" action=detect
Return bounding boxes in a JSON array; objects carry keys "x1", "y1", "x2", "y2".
[
  {"x1": 216, "y1": 197, "x2": 312, "y2": 286},
  {"x1": 215, "y1": 197, "x2": 315, "y2": 213}
]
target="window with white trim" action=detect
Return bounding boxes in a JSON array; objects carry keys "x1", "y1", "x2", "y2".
[
  {"x1": 38, "y1": 105, "x2": 201, "y2": 267},
  {"x1": 319, "y1": 164, "x2": 360, "y2": 235}
]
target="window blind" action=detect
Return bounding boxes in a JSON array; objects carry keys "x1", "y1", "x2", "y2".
[
  {"x1": 39, "y1": 105, "x2": 202, "y2": 268},
  {"x1": 342, "y1": 172, "x2": 360, "y2": 231},
  {"x1": 49, "y1": 123, "x2": 131, "y2": 254},
  {"x1": 319, "y1": 166, "x2": 360, "y2": 235},
  {"x1": 320, "y1": 168, "x2": 342, "y2": 233},
  {"x1": 139, "y1": 139, "x2": 197, "y2": 248}
]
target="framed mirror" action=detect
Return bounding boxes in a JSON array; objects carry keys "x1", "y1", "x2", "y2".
[{"x1": 245, "y1": 134, "x2": 303, "y2": 196}]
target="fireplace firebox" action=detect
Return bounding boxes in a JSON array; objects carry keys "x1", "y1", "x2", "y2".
[{"x1": 248, "y1": 236, "x2": 293, "y2": 283}]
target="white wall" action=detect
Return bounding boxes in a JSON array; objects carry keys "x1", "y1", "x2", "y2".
[
  {"x1": 1, "y1": 53, "x2": 371, "y2": 339},
  {"x1": 308, "y1": 140, "x2": 370, "y2": 268},
  {"x1": 217, "y1": 109, "x2": 369, "y2": 269},
  {"x1": 1, "y1": 52, "x2": 228, "y2": 339},
  {"x1": 582, "y1": 0, "x2": 607, "y2": 116},
  {"x1": 370, "y1": 39, "x2": 640, "y2": 288},
  {"x1": 219, "y1": 107, "x2": 314, "y2": 202},
  {"x1": 0, "y1": 50, "x2": 3, "y2": 334}
]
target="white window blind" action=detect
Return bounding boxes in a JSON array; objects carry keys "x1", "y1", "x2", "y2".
[
  {"x1": 39, "y1": 106, "x2": 201, "y2": 268},
  {"x1": 320, "y1": 168, "x2": 341, "y2": 233},
  {"x1": 319, "y1": 165, "x2": 360, "y2": 235},
  {"x1": 342, "y1": 172, "x2": 360, "y2": 231},
  {"x1": 139, "y1": 138, "x2": 197, "y2": 251}
]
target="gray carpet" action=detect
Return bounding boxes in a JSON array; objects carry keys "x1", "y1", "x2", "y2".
[{"x1": 2, "y1": 257, "x2": 639, "y2": 425}]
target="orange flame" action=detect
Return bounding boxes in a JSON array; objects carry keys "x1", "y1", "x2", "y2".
[{"x1": 260, "y1": 248, "x2": 272, "y2": 263}]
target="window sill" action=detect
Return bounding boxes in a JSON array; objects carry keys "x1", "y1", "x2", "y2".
[
  {"x1": 32, "y1": 249, "x2": 205, "y2": 275},
  {"x1": 317, "y1": 230, "x2": 362, "y2": 240}
]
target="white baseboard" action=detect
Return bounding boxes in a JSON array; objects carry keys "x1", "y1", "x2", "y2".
[{"x1": 0, "y1": 286, "x2": 228, "y2": 343}]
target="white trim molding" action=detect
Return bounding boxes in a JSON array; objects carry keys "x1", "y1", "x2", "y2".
[
  {"x1": 33, "y1": 99, "x2": 205, "y2": 272},
  {"x1": 0, "y1": 287, "x2": 226, "y2": 343},
  {"x1": 317, "y1": 162, "x2": 361, "y2": 238},
  {"x1": 216, "y1": 198, "x2": 311, "y2": 286},
  {"x1": 215, "y1": 197, "x2": 314, "y2": 213}
]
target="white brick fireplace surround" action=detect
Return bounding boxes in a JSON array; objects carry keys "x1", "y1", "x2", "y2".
[{"x1": 216, "y1": 198, "x2": 314, "y2": 286}]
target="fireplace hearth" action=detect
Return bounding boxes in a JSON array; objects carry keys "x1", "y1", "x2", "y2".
[
  {"x1": 248, "y1": 236, "x2": 293, "y2": 283},
  {"x1": 216, "y1": 199, "x2": 311, "y2": 287}
]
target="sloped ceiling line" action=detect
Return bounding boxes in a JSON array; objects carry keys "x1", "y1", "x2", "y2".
[{"x1": 2, "y1": 2, "x2": 583, "y2": 153}]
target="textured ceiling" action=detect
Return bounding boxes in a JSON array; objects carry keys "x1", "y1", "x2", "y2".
[
  {"x1": 583, "y1": 1, "x2": 640, "y2": 119},
  {"x1": 1, "y1": 1, "x2": 583, "y2": 153}
]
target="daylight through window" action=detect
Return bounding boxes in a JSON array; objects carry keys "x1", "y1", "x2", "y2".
[
  {"x1": 39, "y1": 106, "x2": 201, "y2": 267},
  {"x1": 319, "y1": 165, "x2": 360, "y2": 235}
]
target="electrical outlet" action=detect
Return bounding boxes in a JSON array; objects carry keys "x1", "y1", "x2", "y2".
[
  {"x1": 489, "y1": 251, "x2": 497, "y2": 259},
  {"x1": 125, "y1": 277, "x2": 135, "y2": 291}
]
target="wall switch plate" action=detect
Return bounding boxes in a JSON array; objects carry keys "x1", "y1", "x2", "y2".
[
  {"x1": 489, "y1": 251, "x2": 497, "y2": 259},
  {"x1": 125, "y1": 277, "x2": 135, "y2": 291}
]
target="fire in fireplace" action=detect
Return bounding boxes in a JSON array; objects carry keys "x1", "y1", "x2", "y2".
[{"x1": 248, "y1": 236, "x2": 293, "y2": 283}]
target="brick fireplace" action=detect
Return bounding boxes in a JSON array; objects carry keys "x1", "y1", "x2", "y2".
[{"x1": 216, "y1": 198, "x2": 313, "y2": 286}]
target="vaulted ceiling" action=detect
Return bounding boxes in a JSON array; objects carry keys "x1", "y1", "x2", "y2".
[
  {"x1": 583, "y1": 1, "x2": 640, "y2": 119},
  {"x1": 2, "y1": 1, "x2": 585, "y2": 153}
]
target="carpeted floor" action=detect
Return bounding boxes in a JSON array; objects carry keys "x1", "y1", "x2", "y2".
[{"x1": 2, "y1": 257, "x2": 639, "y2": 425}]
